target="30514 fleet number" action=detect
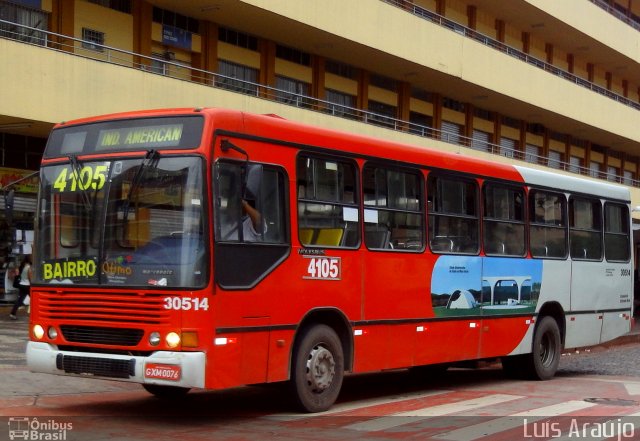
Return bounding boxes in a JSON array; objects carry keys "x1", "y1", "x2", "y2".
[{"x1": 163, "y1": 296, "x2": 209, "y2": 311}]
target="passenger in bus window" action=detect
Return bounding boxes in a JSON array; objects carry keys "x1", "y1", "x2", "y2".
[{"x1": 241, "y1": 199, "x2": 266, "y2": 241}]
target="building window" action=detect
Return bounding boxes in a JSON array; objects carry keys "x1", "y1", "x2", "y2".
[
  {"x1": 409, "y1": 112, "x2": 433, "y2": 137},
  {"x1": 443, "y1": 98, "x2": 465, "y2": 112},
  {"x1": 88, "y1": 0, "x2": 132, "y2": 14},
  {"x1": 218, "y1": 27, "x2": 258, "y2": 51},
  {"x1": 370, "y1": 74, "x2": 397, "y2": 91},
  {"x1": 525, "y1": 144, "x2": 540, "y2": 164},
  {"x1": 216, "y1": 60, "x2": 258, "y2": 95},
  {"x1": 367, "y1": 101, "x2": 397, "y2": 128},
  {"x1": 623, "y1": 170, "x2": 634, "y2": 186},
  {"x1": 548, "y1": 150, "x2": 562, "y2": 169},
  {"x1": 569, "y1": 156, "x2": 582, "y2": 174},
  {"x1": 150, "y1": 52, "x2": 167, "y2": 75},
  {"x1": 324, "y1": 89, "x2": 356, "y2": 117},
  {"x1": 606, "y1": 165, "x2": 619, "y2": 182},
  {"x1": 152, "y1": 6, "x2": 199, "y2": 34},
  {"x1": 441, "y1": 121, "x2": 462, "y2": 145},
  {"x1": 411, "y1": 87, "x2": 432, "y2": 102},
  {"x1": 589, "y1": 161, "x2": 601, "y2": 178},
  {"x1": 499, "y1": 137, "x2": 517, "y2": 159},
  {"x1": 276, "y1": 45, "x2": 311, "y2": 66},
  {"x1": 275, "y1": 76, "x2": 311, "y2": 107},
  {"x1": 82, "y1": 28, "x2": 105, "y2": 52},
  {"x1": 471, "y1": 130, "x2": 491, "y2": 152},
  {"x1": 325, "y1": 60, "x2": 357, "y2": 79},
  {"x1": 0, "y1": 2, "x2": 48, "y2": 45}
]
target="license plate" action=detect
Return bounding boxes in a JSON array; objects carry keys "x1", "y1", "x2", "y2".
[{"x1": 144, "y1": 363, "x2": 181, "y2": 381}]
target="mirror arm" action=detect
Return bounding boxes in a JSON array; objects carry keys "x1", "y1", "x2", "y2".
[{"x1": 220, "y1": 140, "x2": 249, "y2": 163}]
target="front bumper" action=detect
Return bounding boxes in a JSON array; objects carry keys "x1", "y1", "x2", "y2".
[{"x1": 26, "y1": 341, "x2": 205, "y2": 388}]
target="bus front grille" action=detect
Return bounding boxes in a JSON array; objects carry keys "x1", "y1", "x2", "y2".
[
  {"x1": 60, "y1": 325, "x2": 144, "y2": 346},
  {"x1": 37, "y1": 289, "x2": 170, "y2": 325},
  {"x1": 56, "y1": 353, "x2": 135, "y2": 379}
]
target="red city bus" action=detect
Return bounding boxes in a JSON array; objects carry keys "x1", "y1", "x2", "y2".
[{"x1": 26, "y1": 108, "x2": 633, "y2": 412}]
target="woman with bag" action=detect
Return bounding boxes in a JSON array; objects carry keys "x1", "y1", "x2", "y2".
[
  {"x1": 3, "y1": 261, "x2": 19, "y2": 303},
  {"x1": 9, "y1": 255, "x2": 31, "y2": 320}
]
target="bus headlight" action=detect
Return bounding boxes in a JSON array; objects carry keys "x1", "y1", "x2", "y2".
[
  {"x1": 33, "y1": 325, "x2": 45, "y2": 340},
  {"x1": 149, "y1": 332, "x2": 161, "y2": 346},
  {"x1": 166, "y1": 332, "x2": 181, "y2": 348},
  {"x1": 47, "y1": 326, "x2": 58, "y2": 340}
]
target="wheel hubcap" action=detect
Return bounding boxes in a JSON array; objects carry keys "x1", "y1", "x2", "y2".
[{"x1": 305, "y1": 345, "x2": 335, "y2": 393}]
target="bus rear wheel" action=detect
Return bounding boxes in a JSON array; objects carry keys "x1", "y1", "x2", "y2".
[
  {"x1": 290, "y1": 324, "x2": 344, "y2": 413},
  {"x1": 530, "y1": 316, "x2": 561, "y2": 380}
]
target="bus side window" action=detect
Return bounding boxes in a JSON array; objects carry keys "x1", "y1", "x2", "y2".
[
  {"x1": 297, "y1": 155, "x2": 359, "y2": 248},
  {"x1": 362, "y1": 164, "x2": 423, "y2": 251},
  {"x1": 604, "y1": 202, "x2": 630, "y2": 262},
  {"x1": 215, "y1": 161, "x2": 287, "y2": 244},
  {"x1": 529, "y1": 190, "x2": 567, "y2": 259},
  {"x1": 569, "y1": 197, "x2": 602, "y2": 261},
  {"x1": 427, "y1": 175, "x2": 479, "y2": 254},
  {"x1": 483, "y1": 184, "x2": 525, "y2": 257}
]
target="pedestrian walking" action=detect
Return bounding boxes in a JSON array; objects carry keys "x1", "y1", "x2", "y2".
[{"x1": 9, "y1": 255, "x2": 32, "y2": 320}]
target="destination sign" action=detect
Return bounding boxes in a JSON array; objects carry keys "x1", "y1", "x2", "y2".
[
  {"x1": 44, "y1": 116, "x2": 204, "y2": 158},
  {"x1": 97, "y1": 124, "x2": 184, "y2": 150}
]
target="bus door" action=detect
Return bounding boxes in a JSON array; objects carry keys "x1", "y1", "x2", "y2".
[
  {"x1": 213, "y1": 158, "x2": 289, "y2": 387},
  {"x1": 567, "y1": 197, "x2": 605, "y2": 347}
]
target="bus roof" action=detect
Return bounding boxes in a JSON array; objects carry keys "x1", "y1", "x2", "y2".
[{"x1": 53, "y1": 107, "x2": 631, "y2": 203}]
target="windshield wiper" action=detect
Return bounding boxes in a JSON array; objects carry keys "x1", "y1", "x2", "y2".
[
  {"x1": 122, "y1": 149, "x2": 160, "y2": 224},
  {"x1": 68, "y1": 154, "x2": 93, "y2": 211}
]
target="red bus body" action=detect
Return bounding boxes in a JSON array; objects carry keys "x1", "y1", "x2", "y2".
[{"x1": 27, "y1": 108, "x2": 633, "y2": 412}]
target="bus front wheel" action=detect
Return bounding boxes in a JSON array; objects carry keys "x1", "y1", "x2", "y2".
[{"x1": 290, "y1": 324, "x2": 344, "y2": 413}]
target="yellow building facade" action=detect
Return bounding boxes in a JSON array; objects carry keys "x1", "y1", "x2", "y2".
[{"x1": 1, "y1": 0, "x2": 640, "y2": 205}]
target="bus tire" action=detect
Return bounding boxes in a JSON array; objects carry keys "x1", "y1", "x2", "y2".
[
  {"x1": 290, "y1": 324, "x2": 344, "y2": 413},
  {"x1": 142, "y1": 384, "x2": 190, "y2": 399},
  {"x1": 527, "y1": 316, "x2": 562, "y2": 380}
]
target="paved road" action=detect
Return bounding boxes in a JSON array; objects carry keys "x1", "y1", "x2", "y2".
[{"x1": 1, "y1": 308, "x2": 640, "y2": 441}]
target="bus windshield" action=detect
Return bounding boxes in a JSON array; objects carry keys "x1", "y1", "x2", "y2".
[{"x1": 36, "y1": 156, "x2": 207, "y2": 288}]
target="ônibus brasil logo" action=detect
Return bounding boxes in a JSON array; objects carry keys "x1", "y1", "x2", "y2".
[{"x1": 8, "y1": 417, "x2": 73, "y2": 440}]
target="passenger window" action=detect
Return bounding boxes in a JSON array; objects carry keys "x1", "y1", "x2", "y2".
[
  {"x1": 297, "y1": 155, "x2": 359, "y2": 248},
  {"x1": 483, "y1": 184, "x2": 525, "y2": 256},
  {"x1": 363, "y1": 165, "x2": 423, "y2": 251},
  {"x1": 604, "y1": 203, "x2": 630, "y2": 262},
  {"x1": 427, "y1": 176, "x2": 479, "y2": 254},
  {"x1": 214, "y1": 159, "x2": 289, "y2": 289},
  {"x1": 215, "y1": 161, "x2": 287, "y2": 244},
  {"x1": 569, "y1": 197, "x2": 602, "y2": 261},
  {"x1": 529, "y1": 190, "x2": 567, "y2": 258}
]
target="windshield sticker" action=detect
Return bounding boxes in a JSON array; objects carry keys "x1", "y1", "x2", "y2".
[
  {"x1": 102, "y1": 256, "x2": 134, "y2": 284},
  {"x1": 42, "y1": 258, "x2": 98, "y2": 281}
]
